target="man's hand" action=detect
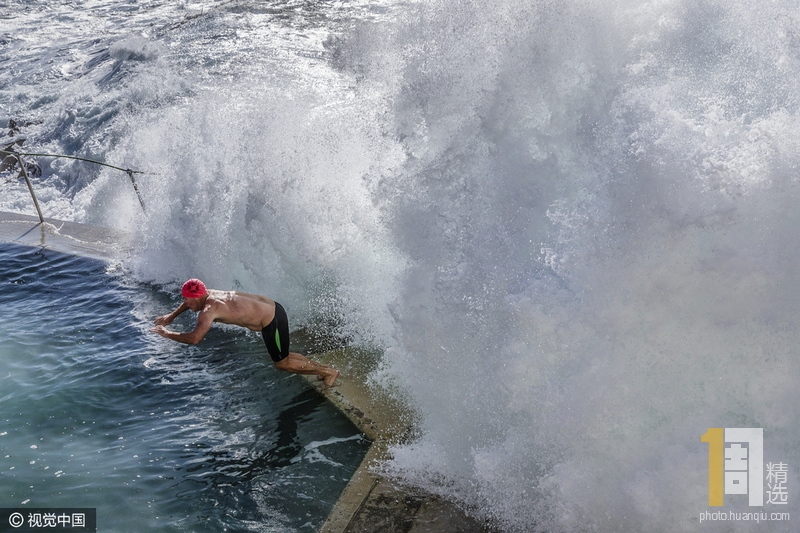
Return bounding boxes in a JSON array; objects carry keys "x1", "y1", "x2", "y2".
[
  {"x1": 150, "y1": 325, "x2": 171, "y2": 338},
  {"x1": 154, "y1": 301, "x2": 190, "y2": 327},
  {"x1": 150, "y1": 300, "x2": 211, "y2": 345},
  {"x1": 154, "y1": 314, "x2": 173, "y2": 326}
]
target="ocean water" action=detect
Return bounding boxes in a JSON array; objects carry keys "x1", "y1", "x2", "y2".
[
  {"x1": 0, "y1": 243, "x2": 369, "y2": 532},
  {"x1": 3, "y1": 0, "x2": 800, "y2": 531}
]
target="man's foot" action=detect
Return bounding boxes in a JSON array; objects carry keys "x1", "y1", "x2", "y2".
[{"x1": 323, "y1": 369, "x2": 339, "y2": 387}]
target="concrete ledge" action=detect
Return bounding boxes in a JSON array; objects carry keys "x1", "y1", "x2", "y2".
[
  {"x1": 300, "y1": 347, "x2": 413, "y2": 533},
  {"x1": 303, "y1": 349, "x2": 492, "y2": 533},
  {"x1": 0, "y1": 211, "x2": 131, "y2": 260}
]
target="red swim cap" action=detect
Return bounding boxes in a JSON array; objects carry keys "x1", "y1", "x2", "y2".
[{"x1": 182, "y1": 279, "x2": 208, "y2": 299}]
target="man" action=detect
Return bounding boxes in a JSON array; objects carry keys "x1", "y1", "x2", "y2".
[{"x1": 151, "y1": 279, "x2": 339, "y2": 386}]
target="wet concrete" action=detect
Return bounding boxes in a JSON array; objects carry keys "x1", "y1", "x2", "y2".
[
  {"x1": 301, "y1": 348, "x2": 493, "y2": 533},
  {"x1": 0, "y1": 211, "x2": 130, "y2": 260}
]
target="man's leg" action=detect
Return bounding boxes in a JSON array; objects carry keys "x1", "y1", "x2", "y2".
[{"x1": 274, "y1": 352, "x2": 339, "y2": 386}]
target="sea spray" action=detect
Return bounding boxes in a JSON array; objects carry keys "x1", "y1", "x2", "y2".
[
  {"x1": 111, "y1": 67, "x2": 407, "y2": 347},
  {"x1": 331, "y1": 0, "x2": 800, "y2": 532}
]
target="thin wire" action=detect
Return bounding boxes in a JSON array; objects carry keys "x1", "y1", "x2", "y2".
[
  {"x1": 2, "y1": 150, "x2": 149, "y2": 212},
  {"x1": 13, "y1": 151, "x2": 158, "y2": 175}
]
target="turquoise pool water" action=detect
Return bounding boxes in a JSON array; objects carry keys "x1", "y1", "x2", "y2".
[{"x1": 0, "y1": 243, "x2": 369, "y2": 532}]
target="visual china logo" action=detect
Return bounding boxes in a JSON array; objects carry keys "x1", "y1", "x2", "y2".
[{"x1": 0, "y1": 508, "x2": 96, "y2": 532}]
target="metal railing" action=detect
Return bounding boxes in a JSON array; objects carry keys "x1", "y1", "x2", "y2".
[{"x1": 1, "y1": 150, "x2": 147, "y2": 224}]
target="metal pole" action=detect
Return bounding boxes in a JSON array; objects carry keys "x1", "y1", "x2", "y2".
[
  {"x1": 16, "y1": 155, "x2": 44, "y2": 224},
  {"x1": 126, "y1": 169, "x2": 146, "y2": 212}
]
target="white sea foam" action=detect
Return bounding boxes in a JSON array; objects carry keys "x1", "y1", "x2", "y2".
[{"x1": 358, "y1": 2, "x2": 800, "y2": 531}]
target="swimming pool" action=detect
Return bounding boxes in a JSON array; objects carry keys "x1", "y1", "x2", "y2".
[{"x1": 0, "y1": 242, "x2": 369, "y2": 532}]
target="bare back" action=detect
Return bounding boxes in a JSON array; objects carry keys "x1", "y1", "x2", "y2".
[{"x1": 202, "y1": 290, "x2": 276, "y2": 331}]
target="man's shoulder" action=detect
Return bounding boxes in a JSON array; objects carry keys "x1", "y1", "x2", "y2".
[{"x1": 200, "y1": 296, "x2": 225, "y2": 314}]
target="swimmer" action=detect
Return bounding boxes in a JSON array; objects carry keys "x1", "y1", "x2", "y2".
[{"x1": 151, "y1": 279, "x2": 339, "y2": 386}]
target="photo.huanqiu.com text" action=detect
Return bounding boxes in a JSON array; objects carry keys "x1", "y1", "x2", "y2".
[{"x1": 699, "y1": 511, "x2": 790, "y2": 524}]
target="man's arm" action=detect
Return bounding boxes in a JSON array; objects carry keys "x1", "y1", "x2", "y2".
[
  {"x1": 151, "y1": 305, "x2": 216, "y2": 345},
  {"x1": 154, "y1": 301, "x2": 191, "y2": 326}
]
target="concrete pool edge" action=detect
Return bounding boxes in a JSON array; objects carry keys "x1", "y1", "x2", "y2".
[
  {"x1": 300, "y1": 349, "x2": 492, "y2": 533},
  {"x1": 0, "y1": 211, "x2": 131, "y2": 260},
  {"x1": 0, "y1": 210, "x2": 491, "y2": 533}
]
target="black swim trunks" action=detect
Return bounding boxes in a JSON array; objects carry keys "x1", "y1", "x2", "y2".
[{"x1": 262, "y1": 302, "x2": 290, "y2": 362}]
